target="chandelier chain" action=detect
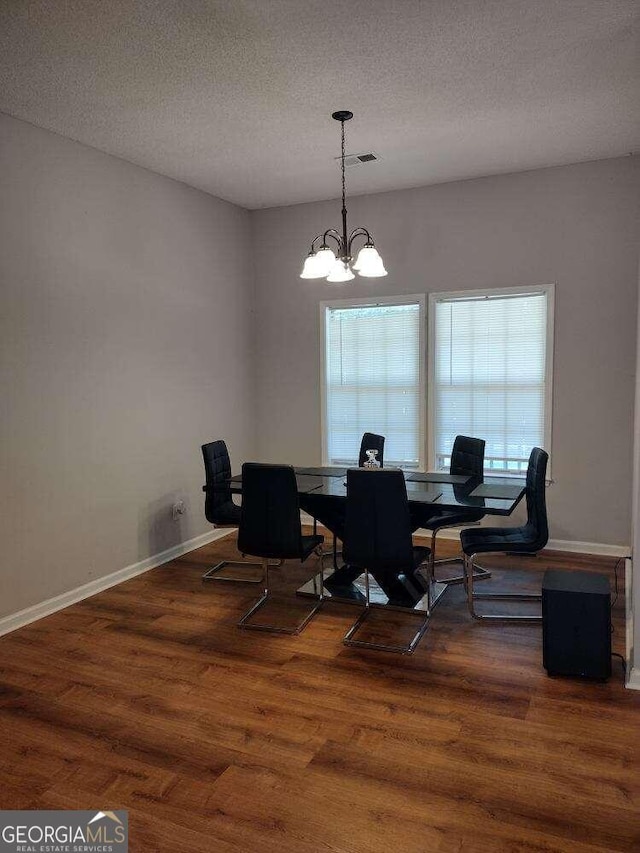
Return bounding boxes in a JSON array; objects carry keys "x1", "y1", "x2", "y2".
[{"x1": 341, "y1": 119, "x2": 346, "y2": 214}]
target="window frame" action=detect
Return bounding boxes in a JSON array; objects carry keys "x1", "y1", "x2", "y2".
[
  {"x1": 320, "y1": 294, "x2": 427, "y2": 469},
  {"x1": 427, "y1": 283, "x2": 555, "y2": 476}
]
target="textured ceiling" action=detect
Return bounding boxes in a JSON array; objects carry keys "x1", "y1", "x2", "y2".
[{"x1": 1, "y1": 0, "x2": 639, "y2": 209}]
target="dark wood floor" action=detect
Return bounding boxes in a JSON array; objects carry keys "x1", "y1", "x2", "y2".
[{"x1": 0, "y1": 532, "x2": 638, "y2": 852}]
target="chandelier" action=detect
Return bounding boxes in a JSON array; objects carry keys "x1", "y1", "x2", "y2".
[{"x1": 300, "y1": 111, "x2": 387, "y2": 282}]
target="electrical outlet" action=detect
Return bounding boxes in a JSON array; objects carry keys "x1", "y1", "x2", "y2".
[{"x1": 172, "y1": 500, "x2": 186, "y2": 521}]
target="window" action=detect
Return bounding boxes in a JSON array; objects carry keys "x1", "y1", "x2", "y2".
[
  {"x1": 321, "y1": 297, "x2": 425, "y2": 468},
  {"x1": 428, "y1": 285, "x2": 554, "y2": 474}
]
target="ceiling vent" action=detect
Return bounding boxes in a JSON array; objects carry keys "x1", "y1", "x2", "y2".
[{"x1": 336, "y1": 152, "x2": 380, "y2": 168}]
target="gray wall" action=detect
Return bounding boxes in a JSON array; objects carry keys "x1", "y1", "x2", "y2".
[
  {"x1": 251, "y1": 157, "x2": 640, "y2": 546},
  {"x1": 0, "y1": 113, "x2": 255, "y2": 619}
]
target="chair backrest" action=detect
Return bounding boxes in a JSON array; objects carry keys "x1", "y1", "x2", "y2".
[
  {"x1": 237, "y1": 463, "x2": 304, "y2": 559},
  {"x1": 202, "y1": 439, "x2": 232, "y2": 523},
  {"x1": 525, "y1": 447, "x2": 549, "y2": 550},
  {"x1": 343, "y1": 469, "x2": 414, "y2": 572},
  {"x1": 450, "y1": 435, "x2": 485, "y2": 477},
  {"x1": 358, "y1": 432, "x2": 385, "y2": 467}
]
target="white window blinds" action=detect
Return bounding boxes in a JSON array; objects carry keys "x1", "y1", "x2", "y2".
[
  {"x1": 323, "y1": 302, "x2": 423, "y2": 467},
  {"x1": 431, "y1": 289, "x2": 552, "y2": 473}
]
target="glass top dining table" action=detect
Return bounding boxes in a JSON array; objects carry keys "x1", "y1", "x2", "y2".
[
  {"x1": 226, "y1": 464, "x2": 527, "y2": 615},
  {"x1": 229, "y1": 466, "x2": 526, "y2": 517}
]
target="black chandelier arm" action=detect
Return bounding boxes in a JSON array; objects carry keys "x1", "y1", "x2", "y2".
[
  {"x1": 322, "y1": 228, "x2": 344, "y2": 249},
  {"x1": 347, "y1": 227, "x2": 374, "y2": 255},
  {"x1": 309, "y1": 231, "x2": 343, "y2": 253}
]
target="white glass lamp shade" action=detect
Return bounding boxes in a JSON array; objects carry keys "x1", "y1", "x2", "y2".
[
  {"x1": 357, "y1": 258, "x2": 387, "y2": 277},
  {"x1": 326, "y1": 258, "x2": 355, "y2": 282},
  {"x1": 300, "y1": 252, "x2": 323, "y2": 278},
  {"x1": 352, "y1": 244, "x2": 377, "y2": 270},
  {"x1": 314, "y1": 246, "x2": 337, "y2": 276},
  {"x1": 353, "y1": 244, "x2": 387, "y2": 277}
]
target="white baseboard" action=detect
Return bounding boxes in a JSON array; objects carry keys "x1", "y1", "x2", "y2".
[
  {"x1": 432, "y1": 529, "x2": 630, "y2": 558},
  {"x1": 627, "y1": 667, "x2": 640, "y2": 690},
  {"x1": 625, "y1": 558, "x2": 634, "y2": 689},
  {"x1": 545, "y1": 539, "x2": 630, "y2": 559},
  {"x1": 0, "y1": 527, "x2": 233, "y2": 638},
  {"x1": 301, "y1": 513, "x2": 631, "y2": 558}
]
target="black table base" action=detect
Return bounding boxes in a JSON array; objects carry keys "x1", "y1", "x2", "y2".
[{"x1": 297, "y1": 565, "x2": 448, "y2": 611}]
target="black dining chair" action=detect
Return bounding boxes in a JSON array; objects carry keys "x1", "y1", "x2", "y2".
[
  {"x1": 305, "y1": 431, "x2": 386, "y2": 570},
  {"x1": 414, "y1": 435, "x2": 489, "y2": 586},
  {"x1": 461, "y1": 447, "x2": 549, "y2": 621},
  {"x1": 341, "y1": 468, "x2": 432, "y2": 654},
  {"x1": 237, "y1": 463, "x2": 325, "y2": 634},
  {"x1": 357, "y1": 432, "x2": 385, "y2": 467},
  {"x1": 201, "y1": 440, "x2": 262, "y2": 583}
]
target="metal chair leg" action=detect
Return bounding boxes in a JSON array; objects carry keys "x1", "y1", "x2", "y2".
[
  {"x1": 316, "y1": 532, "x2": 343, "y2": 573},
  {"x1": 307, "y1": 513, "x2": 344, "y2": 569},
  {"x1": 331, "y1": 534, "x2": 341, "y2": 570},
  {"x1": 429, "y1": 527, "x2": 491, "y2": 585},
  {"x1": 238, "y1": 556, "x2": 324, "y2": 634},
  {"x1": 321, "y1": 533, "x2": 342, "y2": 569},
  {"x1": 433, "y1": 555, "x2": 491, "y2": 585},
  {"x1": 202, "y1": 559, "x2": 263, "y2": 583},
  {"x1": 343, "y1": 563, "x2": 431, "y2": 655},
  {"x1": 464, "y1": 553, "x2": 542, "y2": 622}
]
